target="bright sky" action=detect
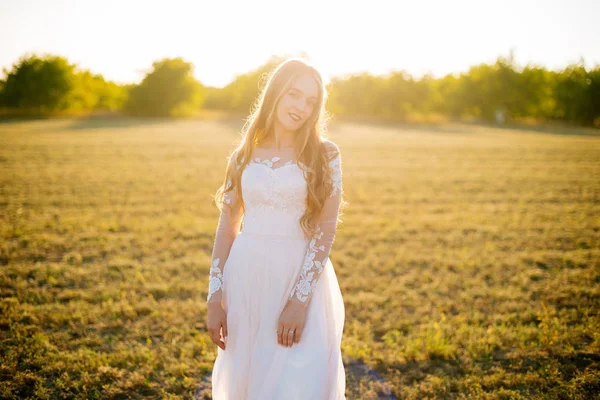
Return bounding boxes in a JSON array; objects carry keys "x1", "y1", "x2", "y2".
[{"x1": 1, "y1": 0, "x2": 599, "y2": 88}]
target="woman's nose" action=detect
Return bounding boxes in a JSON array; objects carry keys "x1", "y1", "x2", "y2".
[{"x1": 298, "y1": 97, "x2": 309, "y2": 113}]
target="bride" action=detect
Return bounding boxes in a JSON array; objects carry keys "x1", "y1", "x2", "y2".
[{"x1": 205, "y1": 57, "x2": 347, "y2": 399}]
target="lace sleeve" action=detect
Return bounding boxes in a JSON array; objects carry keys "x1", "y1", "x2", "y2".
[
  {"x1": 207, "y1": 171, "x2": 244, "y2": 304},
  {"x1": 289, "y1": 141, "x2": 343, "y2": 307}
]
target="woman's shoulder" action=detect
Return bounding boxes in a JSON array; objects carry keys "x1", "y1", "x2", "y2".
[{"x1": 321, "y1": 139, "x2": 341, "y2": 157}]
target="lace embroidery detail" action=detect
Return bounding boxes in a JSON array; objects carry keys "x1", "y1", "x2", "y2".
[
  {"x1": 207, "y1": 257, "x2": 224, "y2": 301},
  {"x1": 290, "y1": 226, "x2": 326, "y2": 302},
  {"x1": 288, "y1": 145, "x2": 342, "y2": 304},
  {"x1": 224, "y1": 178, "x2": 233, "y2": 205},
  {"x1": 249, "y1": 157, "x2": 295, "y2": 169},
  {"x1": 329, "y1": 154, "x2": 342, "y2": 197}
]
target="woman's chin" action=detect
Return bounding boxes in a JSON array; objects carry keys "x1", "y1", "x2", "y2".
[
  {"x1": 283, "y1": 122, "x2": 300, "y2": 131},
  {"x1": 277, "y1": 116, "x2": 305, "y2": 132}
]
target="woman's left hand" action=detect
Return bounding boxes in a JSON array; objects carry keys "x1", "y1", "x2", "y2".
[{"x1": 277, "y1": 298, "x2": 308, "y2": 347}]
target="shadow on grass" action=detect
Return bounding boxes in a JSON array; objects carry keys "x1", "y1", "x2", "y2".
[
  {"x1": 3, "y1": 114, "x2": 598, "y2": 137},
  {"x1": 0, "y1": 114, "x2": 250, "y2": 133},
  {"x1": 55, "y1": 115, "x2": 177, "y2": 131},
  {"x1": 0, "y1": 114, "x2": 170, "y2": 133},
  {"x1": 334, "y1": 116, "x2": 600, "y2": 137},
  {"x1": 346, "y1": 358, "x2": 399, "y2": 399}
]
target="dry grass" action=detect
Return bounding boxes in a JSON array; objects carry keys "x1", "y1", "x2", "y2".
[{"x1": 1, "y1": 116, "x2": 599, "y2": 399}]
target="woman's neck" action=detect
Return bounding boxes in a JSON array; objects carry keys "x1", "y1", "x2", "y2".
[
  {"x1": 268, "y1": 122, "x2": 295, "y2": 150},
  {"x1": 257, "y1": 141, "x2": 294, "y2": 151}
]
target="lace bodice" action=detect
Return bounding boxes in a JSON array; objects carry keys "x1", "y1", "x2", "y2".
[{"x1": 206, "y1": 141, "x2": 343, "y2": 307}]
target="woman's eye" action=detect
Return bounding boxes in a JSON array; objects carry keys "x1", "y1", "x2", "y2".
[{"x1": 289, "y1": 91, "x2": 299, "y2": 98}]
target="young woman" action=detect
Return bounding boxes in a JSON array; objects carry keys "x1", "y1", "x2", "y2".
[{"x1": 205, "y1": 57, "x2": 347, "y2": 399}]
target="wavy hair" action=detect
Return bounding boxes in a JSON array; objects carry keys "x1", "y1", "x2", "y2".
[{"x1": 214, "y1": 57, "x2": 347, "y2": 240}]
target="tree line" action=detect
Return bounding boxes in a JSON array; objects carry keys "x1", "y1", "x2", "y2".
[{"x1": 1, "y1": 52, "x2": 598, "y2": 126}]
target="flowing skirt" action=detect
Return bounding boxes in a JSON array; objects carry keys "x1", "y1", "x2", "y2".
[{"x1": 211, "y1": 231, "x2": 346, "y2": 400}]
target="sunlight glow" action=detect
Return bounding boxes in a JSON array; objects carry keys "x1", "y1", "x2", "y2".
[{"x1": 0, "y1": 0, "x2": 598, "y2": 87}]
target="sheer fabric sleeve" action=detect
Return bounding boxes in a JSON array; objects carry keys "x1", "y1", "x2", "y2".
[
  {"x1": 289, "y1": 142, "x2": 343, "y2": 307},
  {"x1": 207, "y1": 175, "x2": 244, "y2": 304}
]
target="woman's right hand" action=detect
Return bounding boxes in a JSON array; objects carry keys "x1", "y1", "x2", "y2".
[{"x1": 207, "y1": 301, "x2": 228, "y2": 350}]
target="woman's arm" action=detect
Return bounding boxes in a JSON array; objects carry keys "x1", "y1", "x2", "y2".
[
  {"x1": 207, "y1": 162, "x2": 243, "y2": 350},
  {"x1": 289, "y1": 141, "x2": 343, "y2": 306},
  {"x1": 207, "y1": 172, "x2": 244, "y2": 304}
]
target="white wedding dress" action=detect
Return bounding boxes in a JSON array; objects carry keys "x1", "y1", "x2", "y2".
[{"x1": 207, "y1": 141, "x2": 346, "y2": 399}]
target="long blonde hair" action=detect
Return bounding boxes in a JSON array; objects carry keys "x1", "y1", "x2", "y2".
[{"x1": 214, "y1": 57, "x2": 347, "y2": 240}]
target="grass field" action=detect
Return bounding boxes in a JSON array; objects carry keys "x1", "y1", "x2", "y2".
[{"x1": 1, "y1": 117, "x2": 599, "y2": 399}]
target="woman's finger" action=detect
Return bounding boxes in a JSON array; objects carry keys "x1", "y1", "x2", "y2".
[
  {"x1": 283, "y1": 324, "x2": 290, "y2": 347},
  {"x1": 294, "y1": 327, "x2": 302, "y2": 343},
  {"x1": 288, "y1": 326, "x2": 296, "y2": 347},
  {"x1": 222, "y1": 319, "x2": 228, "y2": 339},
  {"x1": 211, "y1": 327, "x2": 224, "y2": 350},
  {"x1": 277, "y1": 322, "x2": 284, "y2": 346},
  {"x1": 209, "y1": 329, "x2": 218, "y2": 346}
]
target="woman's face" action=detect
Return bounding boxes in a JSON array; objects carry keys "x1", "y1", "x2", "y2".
[{"x1": 275, "y1": 73, "x2": 320, "y2": 132}]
